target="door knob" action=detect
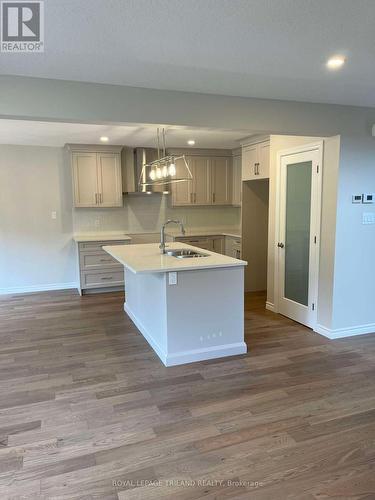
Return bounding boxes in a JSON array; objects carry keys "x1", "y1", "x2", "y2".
[{"x1": 277, "y1": 242, "x2": 285, "y2": 248}]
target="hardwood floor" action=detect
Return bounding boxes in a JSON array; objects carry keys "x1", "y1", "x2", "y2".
[{"x1": 0, "y1": 290, "x2": 374, "y2": 499}]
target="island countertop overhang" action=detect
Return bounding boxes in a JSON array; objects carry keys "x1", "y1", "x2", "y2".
[{"x1": 103, "y1": 242, "x2": 247, "y2": 274}]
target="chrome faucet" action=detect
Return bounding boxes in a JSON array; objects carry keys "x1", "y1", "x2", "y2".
[{"x1": 160, "y1": 219, "x2": 185, "y2": 254}]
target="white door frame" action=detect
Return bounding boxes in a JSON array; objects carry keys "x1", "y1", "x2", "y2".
[{"x1": 274, "y1": 141, "x2": 323, "y2": 329}]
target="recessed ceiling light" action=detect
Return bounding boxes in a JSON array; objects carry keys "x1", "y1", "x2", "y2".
[
  {"x1": 100, "y1": 136, "x2": 109, "y2": 142},
  {"x1": 187, "y1": 140, "x2": 195, "y2": 146},
  {"x1": 326, "y1": 56, "x2": 346, "y2": 70}
]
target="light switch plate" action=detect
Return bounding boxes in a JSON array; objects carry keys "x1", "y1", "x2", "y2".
[
  {"x1": 352, "y1": 194, "x2": 362, "y2": 204},
  {"x1": 51, "y1": 211, "x2": 57, "y2": 219},
  {"x1": 168, "y1": 272, "x2": 177, "y2": 285},
  {"x1": 362, "y1": 193, "x2": 375, "y2": 204},
  {"x1": 362, "y1": 212, "x2": 375, "y2": 225}
]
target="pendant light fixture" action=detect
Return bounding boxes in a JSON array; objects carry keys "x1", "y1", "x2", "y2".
[{"x1": 138, "y1": 128, "x2": 193, "y2": 188}]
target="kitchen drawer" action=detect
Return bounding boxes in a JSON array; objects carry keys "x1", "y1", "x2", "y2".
[
  {"x1": 81, "y1": 270, "x2": 124, "y2": 288},
  {"x1": 78, "y1": 240, "x2": 128, "y2": 253},
  {"x1": 80, "y1": 251, "x2": 122, "y2": 271}
]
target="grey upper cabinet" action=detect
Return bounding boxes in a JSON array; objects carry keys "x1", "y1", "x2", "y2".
[
  {"x1": 96, "y1": 153, "x2": 122, "y2": 207},
  {"x1": 257, "y1": 142, "x2": 270, "y2": 179},
  {"x1": 70, "y1": 145, "x2": 123, "y2": 208},
  {"x1": 211, "y1": 157, "x2": 232, "y2": 205},
  {"x1": 171, "y1": 156, "x2": 194, "y2": 206},
  {"x1": 72, "y1": 152, "x2": 98, "y2": 207},
  {"x1": 191, "y1": 156, "x2": 211, "y2": 205},
  {"x1": 232, "y1": 154, "x2": 242, "y2": 206},
  {"x1": 171, "y1": 154, "x2": 233, "y2": 207},
  {"x1": 242, "y1": 140, "x2": 270, "y2": 181}
]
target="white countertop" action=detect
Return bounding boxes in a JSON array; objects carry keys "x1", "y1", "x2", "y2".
[
  {"x1": 166, "y1": 228, "x2": 241, "y2": 239},
  {"x1": 73, "y1": 232, "x2": 132, "y2": 243},
  {"x1": 103, "y1": 242, "x2": 247, "y2": 274}
]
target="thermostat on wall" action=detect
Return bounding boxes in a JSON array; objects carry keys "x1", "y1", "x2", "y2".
[{"x1": 362, "y1": 193, "x2": 374, "y2": 204}]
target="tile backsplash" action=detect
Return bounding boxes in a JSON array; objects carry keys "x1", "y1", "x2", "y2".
[{"x1": 73, "y1": 194, "x2": 240, "y2": 234}]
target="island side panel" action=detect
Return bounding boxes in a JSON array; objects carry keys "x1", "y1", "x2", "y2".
[
  {"x1": 165, "y1": 266, "x2": 246, "y2": 366},
  {"x1": 124, "y1": 269, "x2": 168, "y2": 363}
]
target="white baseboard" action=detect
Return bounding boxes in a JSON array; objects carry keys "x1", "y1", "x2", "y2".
[
  {"x1": 125, "y1": 303, "x2": 247, "y2": 367},
  {"x1": 0, "y1": 282, "x2": 78, "y2": 296},
  {"x1": 266, "y1": 301, "x2": 275, "y2": 312},
  {"x1": 165, "y1": 342, "x2": 247, "y2": 367},
  {"x1": 315, "y1": 323, "x2": 375, "y2": 339}
]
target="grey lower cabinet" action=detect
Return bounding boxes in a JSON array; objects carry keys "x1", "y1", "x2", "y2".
[
  {"x1": 224, "y1": 236, "x2": 242, "y2": 259},
  {"x1": 172, "y1": 235, "x2": 225, "y2": 254},
  {"x1": 77, "y1": 239, "x2": 130, "y2": 294}
]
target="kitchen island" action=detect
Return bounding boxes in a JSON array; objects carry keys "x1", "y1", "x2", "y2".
[{"x1": 103, "y1": 242, "x2": 247, "y2": 366}]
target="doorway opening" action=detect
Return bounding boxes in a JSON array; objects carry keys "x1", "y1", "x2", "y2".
[{"x1": 241, "y1": 135, "x2": 326, "y2": 330}]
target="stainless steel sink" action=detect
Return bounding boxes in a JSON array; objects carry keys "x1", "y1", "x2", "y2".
[{"x1": 166, "y1": 248, "x2": 209, "y2": 259}]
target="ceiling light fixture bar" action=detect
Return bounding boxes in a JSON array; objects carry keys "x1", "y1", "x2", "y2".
[{"x1": 138, "y1": 127, "x2": 193, "y2": 188}]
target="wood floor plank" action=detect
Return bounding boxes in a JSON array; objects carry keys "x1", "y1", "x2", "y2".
[{"x1": 0, "y1": 289, "x2": 373, "y2": 499}]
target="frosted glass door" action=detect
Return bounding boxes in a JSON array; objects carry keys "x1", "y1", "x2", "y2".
[
  {"x1": 278, "y1": 147, "x2": 321, "y2": 329},
  {"x1": 284, "y1": 161, "x2": 312, "y2": 306}
]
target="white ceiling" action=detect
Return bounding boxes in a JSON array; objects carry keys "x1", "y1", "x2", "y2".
[
  {"x1": 0, "y1": 0, "x2": 374, "y2": 107},
  {"x1": 0, "y1": 120, "x2": 252, "y2": 148}
]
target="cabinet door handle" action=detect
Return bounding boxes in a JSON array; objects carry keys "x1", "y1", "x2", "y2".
[
  {"x1": 95, "y1": 193, "x2": 98, "y2": 204},
  {"x1": 213, "y1": 193, "x2": 216, "y2": 203},
  {"x1": 257, "y1": 163, "x2": 260, "y2": 175},
  {"x1": 190, "y1": 193, "x2": 193, "y2": 203},
  {"x1": 101, "y1": 276, "x2": 113, "y2": 281},
  {"x1": 194, "y1": 193, "x2": 197, "y2": 203}
]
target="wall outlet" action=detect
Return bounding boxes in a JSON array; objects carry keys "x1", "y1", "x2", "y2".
[
  {"x1": 362, "y1": 212, "x2": 375, "y2": 225},
  {"x1": 51, "y1": 211, "x2": 57, "y2": 220},
  {"x1": 168, "y1": 272, "x2": 177, "y2": 285}
]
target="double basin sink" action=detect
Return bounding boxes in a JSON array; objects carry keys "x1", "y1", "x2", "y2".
[{"x1": 165, "y1": 248, "x2": 208, "y2": 259}]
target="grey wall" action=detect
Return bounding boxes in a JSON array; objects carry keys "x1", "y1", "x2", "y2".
[
  {"x1": 1, "y1": 75, "x2": 374, "y2": 332},
  {"x1": 332, "y1": 135, "x2": 375, "y2": 329},
  {"x1": 0, "y1": 145, "x2": 76, "y2": 292},
  {"x1": 73, "y1": 196, "x2": 240, "y2": 234}
]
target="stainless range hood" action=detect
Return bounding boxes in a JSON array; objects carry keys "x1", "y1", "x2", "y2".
[
  {"x1": 122, "y1": 147, "x2": 167, "y2": 194},
  {"x1": 135, "y1": 147, "x2": 167, "y2": 193}
]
